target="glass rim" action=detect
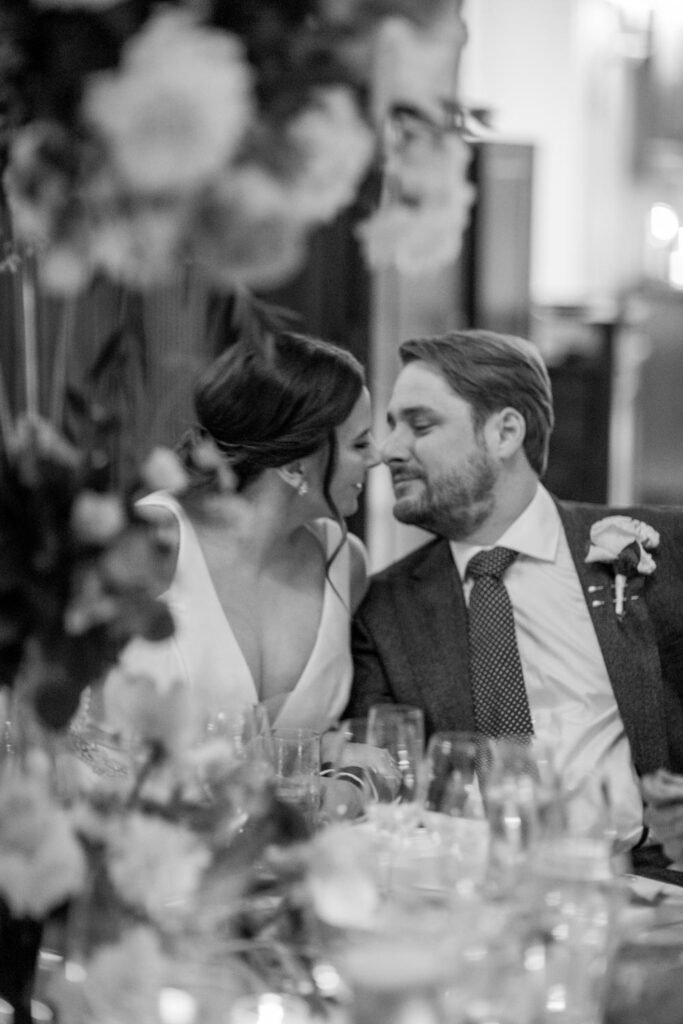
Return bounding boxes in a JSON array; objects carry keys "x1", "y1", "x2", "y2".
[
  {"x1": 367, "y1": 703, "x2": 424, "y2": 717},
  {"x1": 271, "y1": 727, "x2": 321, "y2": 739}
]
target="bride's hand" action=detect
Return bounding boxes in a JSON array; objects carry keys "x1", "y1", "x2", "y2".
[
  {"x1": 339, "y1": 742, "x2": 401, "y2": 793},
  {"x1": 320, "y1": 777, "x2": 367, "y2": 821}
]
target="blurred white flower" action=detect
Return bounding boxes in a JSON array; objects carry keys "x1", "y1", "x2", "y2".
[
  {"x1": 141, "y1": 448, "x2": 190, "y2": 495},
  {"x1": 285, "y1": 88, "x2": 375, "y2": 223},
  {"x1": 40, "y1": 241, "x2": 92, "y2": 295},
  {"x1": 184, "y1": 435, "x2": 239, "y2": 494},
  {"x1": 192, "y1": 167, "x2": 307, "y2": 289},
  {"x1": 9, "y1": 413, "x2": 81, "y2": 479},
  {"x1": 104, "y1": 672, "x2": 193, "y2": 755},
  {"x1": 83, "y1": 8, "x2": 253, "y2": 193},
  {"x1": 0, "y1": 765, "x2": 86, "y2": 917},
  {"x1": 393, "y1": 130, "x2": 472, "y2": 205},
  {"x1": 308, "y1": 824, "x2": 381, "y2": 929},
  {"x1": 357, "y1": 199, "x2": 471, "y2": 274},
  {"x1": 3, "y1": 121, "x2": 75, "y2": 244},
  {"x1": 88, "y1": 202, "x2": 186, "y2": 288},
  {"x1": 64, "y1": 566, "x2": 118, "y2": 635},
  {"x1": 107, "y1": 813, "x2": 210, "y2": 922},
  {"x1": 358, "y1": 129, "x2": 474, "y2": 273},
  {"x1": 50, "y1": 926, "x2": 164, "y2": 1024},
  {"x1": 374, "y1": 13, "x2": 467, "y2": 123},
  {"x1": 70, "y1": 491, "x2": 126, "y2": 547}
]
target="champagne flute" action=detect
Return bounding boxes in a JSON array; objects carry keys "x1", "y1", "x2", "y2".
[
  {"x1": 366, "y1": 704, "x2": 425, "y2": 833},
  {"x1": 366, "y1": 704, "x2": 425, "y2": 803}
]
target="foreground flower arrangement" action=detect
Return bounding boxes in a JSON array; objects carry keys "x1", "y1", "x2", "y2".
[
  {"x1": 0, "y1": 687, "x2": 317, "y2": 1024},
  {"x1": 1, "y1": 0, "x2": 473, "y2": 289},
  {"x1": 0, "y1": 411, "x2": 178, "y2": 730}
]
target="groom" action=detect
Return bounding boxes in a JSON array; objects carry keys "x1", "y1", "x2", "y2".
[{"x1": 346, "y1": 328, "x2": 683, "y2": 871}]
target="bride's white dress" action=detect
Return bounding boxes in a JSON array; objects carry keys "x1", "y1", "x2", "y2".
[{"x1": 115, "y1": 492, "x2": 359, "y2": 733}]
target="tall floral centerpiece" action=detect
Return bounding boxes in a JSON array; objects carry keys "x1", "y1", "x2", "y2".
[
  {"x1": 0, "y1": 406, "x2": 187, "y2": 1020},
  {"x1": 0, "y1": 1, "x2": 473, "y2": 1019},
  {"x1": 0, "y1": 0, "x2": 473, "y2": 291}
]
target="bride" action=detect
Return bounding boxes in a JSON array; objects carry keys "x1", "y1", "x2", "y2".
[{"x1": 106, "y1": 325, "x2": 379, "y2": 745}]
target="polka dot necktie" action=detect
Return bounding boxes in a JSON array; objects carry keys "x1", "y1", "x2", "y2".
[{"x1": 466, "y1": 546, "x2": 534, "y2": 739}]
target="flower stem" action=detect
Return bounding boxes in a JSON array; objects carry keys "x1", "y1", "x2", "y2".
[
  {"x1": 50, "y1": 297, "x2": 76, "y2": 428},
  {"x1": 126, "y1": 740, "x2": 164, "y2": 809},
  {"x1": 0, "y1": 357, "x2": 14, "y2": 452},
  {"x1": 20, "y1": 256, "x2": 40, "y2": 418}
]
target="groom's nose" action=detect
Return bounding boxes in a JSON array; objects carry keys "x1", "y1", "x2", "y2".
[{"x1": 380, "y1": 425, "x2": 407, "y2": 464}]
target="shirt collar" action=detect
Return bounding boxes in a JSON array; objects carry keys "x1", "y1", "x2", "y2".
[{"x1": 450, "y1": 483, "x2": 561, "y2": 580}]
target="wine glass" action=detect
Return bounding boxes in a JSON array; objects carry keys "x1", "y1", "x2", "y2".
[
  {"x1": 481, "y1": 735, "x2": 564, "y2": 893},
  {"x1": 421, "y1": 730, "x2": 490, "y2": 817},
  {"x1": 366, "y1": 704, "x2": 425, "y2": 833},
  {"x1": 415, "y1": 731, "x2": 492, "y2": 895},
  {"x1": 366, "y1": 704, "x2": 425, "y2": 803}
]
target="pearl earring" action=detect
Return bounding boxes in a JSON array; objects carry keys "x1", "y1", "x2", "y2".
[{"x1": 297, "y1": 479, "x2": 309, "y2": 496}]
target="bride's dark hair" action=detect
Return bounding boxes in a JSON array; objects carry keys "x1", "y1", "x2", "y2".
[{"x1": 191, "y1": 328, "x2": 365, "y2": 526}]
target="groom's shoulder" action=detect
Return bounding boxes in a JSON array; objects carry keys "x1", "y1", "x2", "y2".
[
  {"x1": 557, "y1": 496, "x2": 683, "y2": 531},
  {"x1": 368, "y1": 535, "x2": 447, "y2": 585}
]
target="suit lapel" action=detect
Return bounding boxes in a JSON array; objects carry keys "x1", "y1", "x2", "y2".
[
  {"x1": 393, "y1": 540, "x2": 476, "y2": 732},
  {"x1": 558, "y1": 503, "x2": 667, "y2": 773}
]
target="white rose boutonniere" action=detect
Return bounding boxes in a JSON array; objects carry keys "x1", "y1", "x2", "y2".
[{"x1": 585, "y1": 515, "x2": 660, "y2": 617}]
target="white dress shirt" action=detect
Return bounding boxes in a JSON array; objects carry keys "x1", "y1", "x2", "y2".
[{"x1": 450, "y1": 484, "x2": 644, "y2": 849}]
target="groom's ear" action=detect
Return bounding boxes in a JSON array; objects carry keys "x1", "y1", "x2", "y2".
[{"x1": 486, "y1": 407, "x2": 526, "y2": 458}]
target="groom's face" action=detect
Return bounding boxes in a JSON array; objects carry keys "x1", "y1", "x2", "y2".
[{"x1": 382, "y1": 360, "x2": 498, "y2": 540}]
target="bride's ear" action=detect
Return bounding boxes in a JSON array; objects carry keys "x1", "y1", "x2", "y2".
[{"x1": 276, "y1": 463, "x2": 309, "y2": 496}]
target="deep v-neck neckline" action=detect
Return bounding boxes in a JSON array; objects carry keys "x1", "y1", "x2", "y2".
[{"x1": 182, "y1": 514, "x2": 331, "y2": 701}]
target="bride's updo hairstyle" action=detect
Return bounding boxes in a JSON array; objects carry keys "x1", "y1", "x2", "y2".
[{"x1": 192, "y1": 329, "x2": 365, "y2": 524}]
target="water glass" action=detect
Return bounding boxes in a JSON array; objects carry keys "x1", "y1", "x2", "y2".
[
  {"x1": 526, "y1": 834, "x2": 627, "y2": 1024},
  {"x1": 481, "y1": 736, "x2": 563, "y2": 891},
  {"x1": 198, "y1": 703, "x2": 273, "y2": 765},
  {"x1": 272, "y1": 728, "x2": 321, "y2": 832}
]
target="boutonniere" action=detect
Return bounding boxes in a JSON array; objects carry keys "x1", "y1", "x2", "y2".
[{"x1": 585, "y1": 515, "x2": 660, "y2": 618}]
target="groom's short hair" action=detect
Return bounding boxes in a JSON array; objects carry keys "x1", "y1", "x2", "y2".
[{"x1": 399, "y1": 329, "x2": 555, "y2": 477}]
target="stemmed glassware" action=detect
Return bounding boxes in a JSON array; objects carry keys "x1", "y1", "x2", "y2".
[
  {"x1": 421, "y1": 730, "x2": 489, "y2": 818},
  {"x1": 365, "y1": 704, "x2": 425, "y2": 832},
  {"x1": 480, "y1": 735, "x2": 563, "y2": 891},
  {"x1": 417, "y1": 730, "x2": 492, "y2": 895},
  {"x1": 199, "y1": 702, "x2": 274, "y2": 766},
  {"x1": 366, "y1": 704, "x2": 425, "y2": 801}
]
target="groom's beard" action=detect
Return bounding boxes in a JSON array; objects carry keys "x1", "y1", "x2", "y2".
[{"x1": 392, "y1": 448, "x2": 497, "y2": 541}]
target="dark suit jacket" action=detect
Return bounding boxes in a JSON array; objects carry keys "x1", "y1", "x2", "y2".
[{"x1": 348, "y1": 500, "x2": 683, "y2": 777}]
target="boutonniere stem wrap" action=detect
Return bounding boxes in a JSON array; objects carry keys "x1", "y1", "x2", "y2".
[{"x1": 585, "y1": 516, "x2": 660, "y2": 618}]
